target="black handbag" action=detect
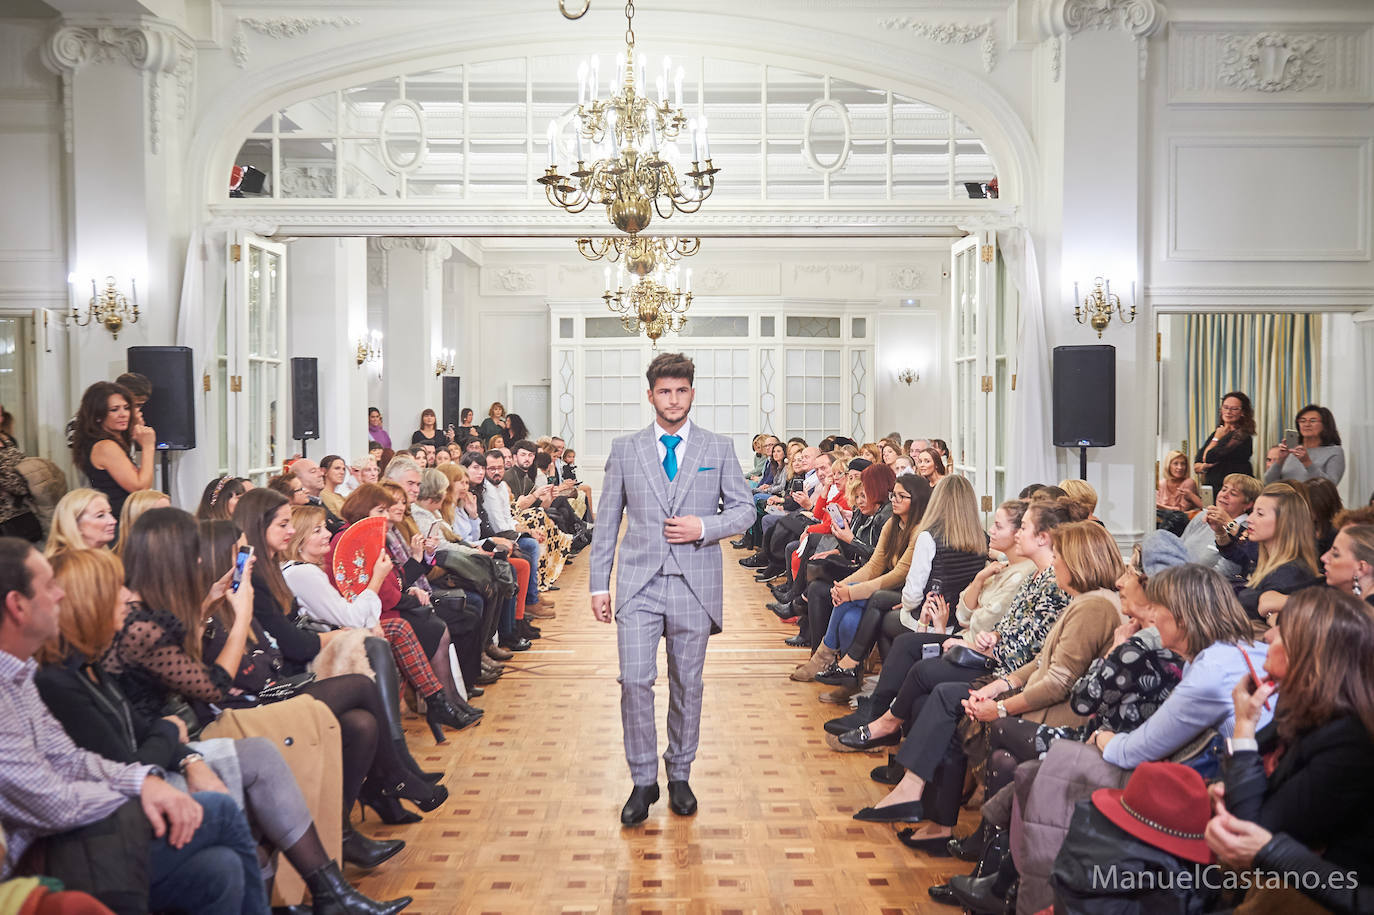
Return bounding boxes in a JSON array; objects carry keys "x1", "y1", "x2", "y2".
[{"x1": 944, "y1": 643, "x2": 997, "y2": 672}]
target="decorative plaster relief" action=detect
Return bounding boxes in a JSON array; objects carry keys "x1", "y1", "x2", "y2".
[
  {"x1": 1042, "y1": 0, "x2": 1165, "y2": 39},
  {"x1": 699, "y1": 268, "x2": 728, "y2": 293},
  {"x1": 1169, "y1": 25, "x2": 1369, "y2": 103},
  {"x1": 883, "y1": 266, "x2": 925, "y2": 291},
  {"x1": 233, "y1": 17, "x2": 362, "y2": 69},
  {"x1": 794, "y1": 263, "x2": 863, "y2": 283},
  {"x1": 497, "y1": 268, "x2": 536, "y2": 292},
  {"x1": 878, "y1": 17, "x2": 998, "y2": 73}
]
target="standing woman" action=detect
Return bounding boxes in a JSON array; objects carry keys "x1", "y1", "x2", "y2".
[
  {"x1": 1265, "y1": 403, "x2": 1345, "y2": 485},
  {"x1": 1193, "y1": 391, "x2": 1256, "y2": 495},
  {"x1": 504, "y1": 414, "x2": 530, "y2": 447},
  {"x1": 319, "y1": 455, "x2": 348, "y2": 517},
  {"x1": 478, "y1": 402, "x2": 508, "y2": 442},
  {"x1": 367, "y1": 407, "x2": 392, "y2": 451},
  {"x1": 44, "y1": 489, "x2": 117, "y2": 559},
  {"x1": 70, "y1": 381, "x2": 154, "y2": 520},
  {"x1": 914, "y1": 447, "x2": 947, "y2": 490},
  {"x1": 410, "y1": 410, "x2": 442, "y2": 450}
]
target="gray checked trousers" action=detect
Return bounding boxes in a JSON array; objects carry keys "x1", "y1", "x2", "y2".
[{"x1": 616, "y1": 572, "x2": 713, "y2": 785}]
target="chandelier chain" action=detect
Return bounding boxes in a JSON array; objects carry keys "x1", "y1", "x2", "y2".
[{"x1": 625, "y1": 0, "x2": 635, "y2": 48}]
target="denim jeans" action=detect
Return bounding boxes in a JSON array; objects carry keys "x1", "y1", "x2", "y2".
[
  {"x1": 516, "y1": 534, "x2": 542, "y2": 603},
  {"x1": 822, "y1": 599, "x2": 864, "y2": 652},
  {"x1": 147, "y1": 791, "x2": 269, "y2": 915}
]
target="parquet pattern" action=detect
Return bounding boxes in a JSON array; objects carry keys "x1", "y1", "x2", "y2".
[{"x1": 349, "y1": 538, "x2": 976, "y2": 914}]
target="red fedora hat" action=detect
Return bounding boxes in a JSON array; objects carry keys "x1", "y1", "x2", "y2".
[{"x1": 1091, "y1": 761, "x2": 1213, "y2": 865}]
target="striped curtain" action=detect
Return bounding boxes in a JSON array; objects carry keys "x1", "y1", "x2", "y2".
[{"x1": 1184, "y1": 313, "x2": 1322, "y2": 481}]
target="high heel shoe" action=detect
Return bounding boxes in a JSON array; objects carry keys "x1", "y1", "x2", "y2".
[
  {"x1": 381, "y1": 776, "x2": 448, "y2": 812},
  {"x1": 423, "y1": 692, "x2": 482, "y2": 744},
  {"x1": 358, "y1": 784, "x2": 422, "y2": 826},
  {"x1": 341, "y1": 826, "x2": 405, "y2": 869},
  {"x1": 303, "y1": 859, "x2": 412, "y2": 915}
]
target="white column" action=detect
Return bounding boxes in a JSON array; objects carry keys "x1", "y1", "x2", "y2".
[
  {"x1": 372, "y1": 238, "x2": 448, "y2": 446},
  {"x1": 287, "y1": 237, "x2": 368, "y2": 459}
]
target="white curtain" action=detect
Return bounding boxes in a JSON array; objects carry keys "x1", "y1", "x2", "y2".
[
  {"x1": 997, "y1": 227, "x2": 1056, "y2": 491},
  {"x1": 171, "y1": 227, "x2": 228, "y2": 509}
]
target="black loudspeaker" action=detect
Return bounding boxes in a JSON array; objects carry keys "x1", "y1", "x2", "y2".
[
  {"x1": 1052, "y1": 345, "x2": 1116, "y2": 448},
  {"x1": 441, "y1": 376, "x2": 462, "y2": 434},
  {"x1": 126, "y1": 346, "x2": 195, "y2": 451},
  {"x1": 291, "y1": 357, "x2": 319, "y2": 441}
]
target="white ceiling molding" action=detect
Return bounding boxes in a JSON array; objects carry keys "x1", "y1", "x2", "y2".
[
  {"x1": 1039, "y1": 0, "x2": 1166, "y2": 81},
  {"x1": 1168, "y1": 23, "x2": 1373, "y2": 105},
  {"x1": 876, "y1": 17, "x2": 998, "y2": 73},
  {"x1": 232, "y1": 16, "x2": 362, "y2": 69}
]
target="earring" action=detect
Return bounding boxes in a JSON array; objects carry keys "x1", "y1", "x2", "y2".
[{"x1": 1355, "y1": 577, "x2": 1364, "y2": 598}]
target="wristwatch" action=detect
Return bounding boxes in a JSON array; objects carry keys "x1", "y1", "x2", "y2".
[
  {"x1": 177, "y1": 752, "x2": 205, "y2": 773},
  {"x1": 996, "y1": 701, "x2": 1007, "y2": 718}
]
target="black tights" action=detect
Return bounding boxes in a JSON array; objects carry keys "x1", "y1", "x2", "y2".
[
  {"x1": 984, "y1": 716, "x2": 1041, "y2": 800},
  {"x1": 298, "y1": 673, "x2": 407, "y2": 808}
]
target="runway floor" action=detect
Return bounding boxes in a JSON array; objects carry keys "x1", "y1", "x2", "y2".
[{"x1": 350, "y1": 538, "x2": 976, "y2": 914}]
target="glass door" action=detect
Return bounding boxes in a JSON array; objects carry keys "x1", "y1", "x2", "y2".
[
  {"x1": 226, "y1": 234, "x2": 289, "y2": 485},
  {"x1": 949, "y1": 232, "x2": 997, "y2": 521}
]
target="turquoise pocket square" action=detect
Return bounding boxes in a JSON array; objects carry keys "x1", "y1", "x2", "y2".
[{"x1": 698, "y1": 466, "x2": 716, "y2": 471}]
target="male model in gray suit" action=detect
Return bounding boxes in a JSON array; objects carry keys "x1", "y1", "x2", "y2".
[{"x1": 589, "y1": 352, "x2": 756, "y2": 826}]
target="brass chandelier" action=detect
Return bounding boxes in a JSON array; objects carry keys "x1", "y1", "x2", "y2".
[
  {"x1": 538, "y1": 0, "x2": 719, "y2": 233},
  {"x1": 576, "y1": 235, "x2": 700, "y2": 275},
  {"x1": 603, "y1": 263, "x2": 692, "y2": 346}
]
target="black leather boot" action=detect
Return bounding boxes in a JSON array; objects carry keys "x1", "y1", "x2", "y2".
[
  {"x1": 303, "y1": 859, "x2": 412, "y2": 914},
  {"x1": 948, "y1": 817, "x2": 992, "y2": 862},
  {"x1": 340, "y1": 826, "x2": 404, "y2": 869},
  {"x1": 949, "y1": 847, "x2": 1018, "y2": 915},
  {"x1": 363, "y1": 638, "x2": 441, "y2": 781},
  {"x1": 423, "y1": 690, "x2": 481, "y2": 743}
]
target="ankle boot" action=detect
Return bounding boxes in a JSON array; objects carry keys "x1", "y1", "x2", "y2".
[
  {"x1": 949, "y1": 843, "x2": 1018, "y2": 915},
  {"x1": 423, "y1": 691, "x2": 481, "y2": 743},
  {"x1": 790, "y1": 643, "x2": 836, "y2": 682},
  {"x1": 948, "y1": 817, "x2": 992, "y2": 862},
  {"x1": 340, "y1": 826, "x2": 404, "y2": 869},
  {"x1": 303, "y1": 859, "x2": 412, "y2": 915}
]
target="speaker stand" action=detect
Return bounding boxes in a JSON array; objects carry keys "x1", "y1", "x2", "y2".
[
  {"x1": 299, "y1": 439, "x2": 308, "y2": 459},
  {"x1": 159, "y1": 450, "x2": 172, "y2": 494},
  {"x1": 1078, "y1": 446, "x2": 1089, "y2": 482}
]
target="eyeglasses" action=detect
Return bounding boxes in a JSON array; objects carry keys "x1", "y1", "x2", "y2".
[
  {"x1": 1297, "y1": 417, "x2": 1321, "y2": 425},
  {"x1": 890, "y1": 491, "x2": 911, "y2": 503}
]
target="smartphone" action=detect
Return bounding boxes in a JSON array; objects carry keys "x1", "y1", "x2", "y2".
[
  {"x1": 1282, "y1": 428, "x2": 1299, "y2": 449},
  {"x1": 1238, "y1": 646, "x2": 1274, "y2": 710},
  {"x1": 231, "y1": 545, "x2": 254, "y2": 593},
  {"x1": 428, "y1": 521, "x2": 444, "y2": 538},
  {"x1": 922, "y1": 642, "x2": 942, "y2": 660},
  {"x1": 482, "y1": 538, "x2": 497, "y2": 551},
  {"x1": 826, "y1": 504, "x2": 847, "y2": 529}
]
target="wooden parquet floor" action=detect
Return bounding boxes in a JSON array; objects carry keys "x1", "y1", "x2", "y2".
[{"x1": 349, "y1": 540, "x2": 976, "y2": 915}]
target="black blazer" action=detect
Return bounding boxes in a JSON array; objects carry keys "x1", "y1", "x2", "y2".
[
  {"x1": 1224, "y1": 715, "x2": 1374, "y2": 883},
  {"x1": 1235, "y1": 559, "x2": 1323, "y2": 620},
  {"x1": 35, "y1": 654, "x2": 193, "y2": 771},
  {"x1": 1194, "y1": 431, "x2": 1253, "y2": 493}
]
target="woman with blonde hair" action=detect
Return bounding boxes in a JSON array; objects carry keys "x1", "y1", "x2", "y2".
[
  {"x1": 1058, "y1": 478, "x2": 1102, "y2": 524},
  {"x1": 1216, "y1": 482, "x2": 1322, "y2": 620},
  {"x1": 815, "y1": 474, "x2": 988, "y2": 687},
  {"x1": 1322, "y1": 523, "x2": 1374, "y2": 607},
  {"x1": 112, "y1": 489, "x2": 170, "y2": 556},
  {"x1": 44, "y1": 488, "x2": 117, "y2": 559},
  {"x1": 478, "y1": 402, "x2": 508, "y2": 442}
]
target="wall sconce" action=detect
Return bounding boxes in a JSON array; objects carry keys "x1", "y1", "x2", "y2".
[
  {"x1": 896, "y1": 368, "x2": 920, "y2": 386},
  {"x1": 434, "y1": 348, "x2": 456, "y2": 377},
  {"x1": 356, "y1": 331, "x2": 383, "y2": 368},
  {"x1": 1074, "y1": 277, "x2": 1136, "y2": 338},
  {"x1": 70, "y1": 275, "x2": 140, "y2": 339}
]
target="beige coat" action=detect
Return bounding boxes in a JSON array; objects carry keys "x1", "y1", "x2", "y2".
[{"x1": 1008, "y1": 589, "x2": 1124, "y2": 728}]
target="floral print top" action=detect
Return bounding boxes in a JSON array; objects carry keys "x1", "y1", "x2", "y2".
[{"x1": 991, "y1": 565, "x2": 1071, "y2": 674}]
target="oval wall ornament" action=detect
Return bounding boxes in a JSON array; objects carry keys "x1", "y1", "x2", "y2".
[
  {"x1": 378, "y1": 98, "x2": 428, "y2": 174},
  {"x1": 802, "y1": 98, "x2": 852, "y2": 175}
]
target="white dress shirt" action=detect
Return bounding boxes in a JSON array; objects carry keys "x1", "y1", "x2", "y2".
[{"x1": 655, "y1": 418, "x2": 692, "y2": 471}]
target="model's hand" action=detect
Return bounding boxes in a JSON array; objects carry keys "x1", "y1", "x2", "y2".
[
  {"x1": 664, "y1": 515, "x2": 703, "y2": 544},
  {"x1": 140, "y1": 775, "x2": 202, "y2": 849},
  {"x1": 591, "y1": 593, "x2": 612, "y2": 624}
]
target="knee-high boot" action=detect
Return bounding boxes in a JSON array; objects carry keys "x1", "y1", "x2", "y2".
[{"x1": 363, "y1": 637, "x2": 440, "y2": 783}]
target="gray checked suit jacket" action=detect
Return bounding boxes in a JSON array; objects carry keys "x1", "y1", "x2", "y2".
[{"x1": 589, "y1": 423, "x2": 757, "y2": 633}]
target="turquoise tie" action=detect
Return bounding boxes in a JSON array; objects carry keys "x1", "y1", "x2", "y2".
[{"x1": 660, "y1": 433, "x2": 682, "y2": 481}]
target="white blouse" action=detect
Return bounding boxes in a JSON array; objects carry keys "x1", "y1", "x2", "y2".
[{"x1": 283, "y1": 560, "x2": 383, "y2": 629}]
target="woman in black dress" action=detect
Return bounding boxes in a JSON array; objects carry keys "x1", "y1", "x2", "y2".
[
  {"x1": 70, "y1": 380, "x2": 154, "y2": 521},
  {"x1": 1193, "y1": 390, "x2": 1256, "y2": 495}
]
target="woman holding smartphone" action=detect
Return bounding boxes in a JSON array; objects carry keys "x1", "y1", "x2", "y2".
[{"x1": 1264, "y1": 403, "x2": 1345, "y2": 485}]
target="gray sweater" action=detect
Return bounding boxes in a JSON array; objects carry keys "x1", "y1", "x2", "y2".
[{"x1": 1263, "y1": 445, "x2": 1345, "y2": 485}]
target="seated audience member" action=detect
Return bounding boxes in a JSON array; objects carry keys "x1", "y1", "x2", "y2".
[
  {"x1": 111, "y1": 491, "x2": 170, "y2": 557},
  {"x1": 1306, "y1": 476, "x2": 1343, "y2": 558},
  {"x1": 1323, "y1": 524, "x2": 1374, "y2": 607},
  {"x1": 318, "y1": 455, "x2": 348, "y2": 517},
  {"x1": 70, "y1": 382, "x2": 154, "y2": 520},
  {"x1": 282, "y1": 504, "x2": 479, "y2": 744},
  {"x1": 880, "y1": 442, "x2": 900, "y2": 468},
  {"x1": 814, "y1": 475, "x2": 986, "y2": 688},
  {"x1": 744, "y1": 434, "x2": 771, "y2": 482},
  {"x1": 747, "y1": 449, "x2": 830, "y2": 582},
  {"x1": 0, "y1": 538, "x2": 269, "y2": 915},
  {"x1": 1059, "y1": 478, "x2": 1102, "y2": 525},
  {"x1": 1155, "y1": 449, "x2": 1202, "y2": 535},
  {"x1": 1193, "y1": 391, "x2": 1256, "y2": 495},
  {"x1": 35, "y1": 548, "x2": 410, "y2": 915},
  {"x1": 268, "y1": 473, "x2": 310, "y2": 506},
  {"x1": 844, "y1": 519, "x2": 1123, "y2": 837},
  {"x1": 196, "y1": 476, "x2": 250, "y2": 521},
  {"x1": 1211, "y1": 587, "x2": 1374, "y2": 909},
  {"x1": 914, "y1": 448, "x2": 946, "y2": 490},
  {"x1": 824, "y1": 498, "x2": 1075, "y2": 756},
  {"x1": 0, "y1": 409, "x2": 41, "y2": 543},
  {"x1": 410, "y1": 409, "x2": 443, "y2": 450},
  {"x1": 929, "y1": 439, "x2": 950, "y2": 462},
  {"x1": 1215, "y1": 482, "x2": 1322, "y2": 621},
  {"x1": 434, "y1": 448, "x2": 451, "y2": 467},
  {"x1": 1264, "y1": 403, "x2": 1346, "y2": 485},
  {"x1": 1183, "y1": 472, "x2": 1259, "y2": 575},
  {"x1": 478, "y1": 403, "x2": 508, "y2": 442},
  {"x1": 1335, "y1": 505, "x2": 1374, "y2": 530},
  {"x1": 44, "y1": 490, "x2": 116, "y2": 559},
  {"x1": 792, "y1": 473, "x2": 927, "y2": 681},
  {"x1": 456, "y1": 408, "x2": 480, "y2": 443},
  {"x1": 367, "y1": 407, "x2": 392, "y2": 451},
  {"x1": 907, "y1": 438, "x2": 930, "y2": 461},
  {"x1": 478, "y1": 450, "x2": 559, "y2": 603},
  {"x1": 291, "y1": 460, "x2": 345, "y2": 534}
]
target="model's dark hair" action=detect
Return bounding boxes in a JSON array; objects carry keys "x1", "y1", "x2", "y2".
[
  {"x1": 196, "y1": 476, "x2": 249, "y2": 521},
  {"x1": 232, "y1": 487, "x2": 294, "y2": 615},
  {"x1": 198, "y1": 519, "x2": 245, "y2": 638},
  {"x1": 71, "y1": 381, "x2": 134, "y2": 470},
  {"x1": 123, "y1": 508, "x2": 205, "y2": 659},
  {"x1": 646, "y1": 352, "x2": 695, "y2": 388},
  {"x1": 1219, "y1": 391, "x2": 1257, "y2": 437},
  {"x1": 1295, "y1": 404, "x2": 1341, "y2": 447}
]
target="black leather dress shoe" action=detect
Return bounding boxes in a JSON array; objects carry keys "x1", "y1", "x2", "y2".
[
  {"x1": 927, "y1": 881, "x2": 959, "y2": 905},
  {"x1": 739, "y1": 553, "x2": 767, "y2": 568},
  {"x1": 814, "y1": 660, "x2": 862, "y2": 687},
  {"x1": 853, "y1": 799, "x2": 924, "y2": 823},
  {"x1": 897, "y1": 828, "x2": 953, "y2": 856},
  {"x1": 341, "y1": 827, "x2": 405, "y2": 868},
  {"x1": 784, "y1": 632, "x2": 809, "y2": 647},
  {"x1": 499, "y1": 636, "x2": 532, "y2": 651},
  {"x1": 824, "y1": 708, "x2": 872, "y2": 736},
  {"x1": 730, "y1": 538, "x2": 750, "y2": 549},
  {"x1": 667, "y1": 780, "x2": 697, "y2": 816},
  {"x1": 620, "y1": 783, "x2": 659, "y2": 826},
  {"x1": 518, "y1": 621, "x2": 541, "y2": 638},
  {"x1": 832, "y1": 724, "x2": 901, "y2": 751},
  {"x1": 766, "y1": 601, "x2": 794, "y2": 619},
  {"x1": 949, "y1": 872, "x2": 1017, "y2": 915}
]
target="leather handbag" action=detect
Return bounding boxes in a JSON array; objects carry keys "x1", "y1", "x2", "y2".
[{"x1": 944, "y1": 643, "x2": 997, "y2": 672}]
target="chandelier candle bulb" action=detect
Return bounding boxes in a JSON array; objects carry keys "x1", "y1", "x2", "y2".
[
  {"x1": 547, "y1": 121, "x2": 558, "y2": 166},
  {"x1": 590, "y1": 55, "x2": 599, "y2": 102},
  {"x1": 578, "y1": 62, "x2": 588, "y2": 105},
  {"x1": 684, "y1": 268, "x2": 692, "y2": 294},
  {"x1": 689, "y1": 119, "x2": 700, "y2": 162},
  {"x1": 674, "y1": 67, "x2": 684, "y2": 107},
  {"x1": 699, "y1": 118, "x2": 711, "y2": 161},
  {"x1": 574, "y1": 120, "x2": 583, "y2": 163}
]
